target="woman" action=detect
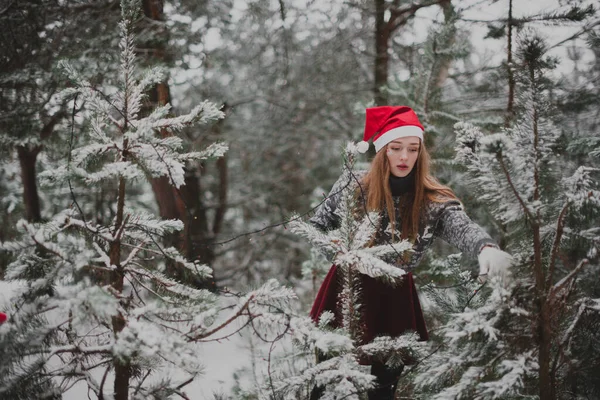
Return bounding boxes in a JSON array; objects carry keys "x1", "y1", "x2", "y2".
[{"x1": 308, "y1": 106, "x2": 513, "y2": 400}]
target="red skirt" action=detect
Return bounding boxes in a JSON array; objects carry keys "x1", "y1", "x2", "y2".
[{"x1": 309, "y1": 265, "x2": 429, "y2": 344}]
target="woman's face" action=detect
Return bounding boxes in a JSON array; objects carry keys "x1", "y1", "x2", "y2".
[{"x1": 385, "y1": 136, "x2": 420, "y2": 177}]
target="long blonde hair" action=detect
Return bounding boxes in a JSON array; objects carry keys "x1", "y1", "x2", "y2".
[{"x1": 360, "y1": 141, "x2": 456, "y2": 241}]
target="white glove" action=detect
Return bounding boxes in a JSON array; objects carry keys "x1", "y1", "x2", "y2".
[{"x1": 477, "y1": 246, "x2": 514, "y2": 284}]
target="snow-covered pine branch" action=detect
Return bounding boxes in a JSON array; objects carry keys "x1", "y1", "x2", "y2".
[
  {"x1": 274, "y1": 352, "x2": 374, "y2": 400},
  {"x1": 357, "y1": 333, "x2": 426, "y2": 368},
  {"x1": 288, "y1": 217, "x2": 342, "y2": 260}
]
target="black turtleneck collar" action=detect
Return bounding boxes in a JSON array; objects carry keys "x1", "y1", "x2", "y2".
[{"x1": 389, "y1": 168, "x2": 416, "y2": 196}]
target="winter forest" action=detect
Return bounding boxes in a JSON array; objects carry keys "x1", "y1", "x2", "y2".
[{"x1": 1, "y1": 0, "x2": 600, "y2": 399}]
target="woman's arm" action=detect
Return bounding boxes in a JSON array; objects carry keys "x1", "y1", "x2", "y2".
[
  {"x1": 432, "y1": 200, "x2": 499, "y2": 259},
  {"x1": 433, "y1": 200, "x2": 514, "y2": 283},
  {"x1": 309, "y1": 172, "x2": 360, "y2": 232}
]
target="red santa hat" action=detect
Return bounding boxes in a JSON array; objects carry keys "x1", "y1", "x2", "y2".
[
  {"x1": 357, "y1": 106, "x2": 424, "y2": 153},
  {"x1": 0, "y1": 312, "x2": 7, "y2": 324}
]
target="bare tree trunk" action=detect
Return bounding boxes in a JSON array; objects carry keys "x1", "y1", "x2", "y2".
[
  {"x1": 278, "y1": 0, "x2": 290, "y2": 79},
  {"x1": 372, "y1": 0, "x2": 448, "y2": 107},
  {"x1": 435, "y1": 0, "x2": 455, "y2": 89},
  {"x1": 213, "y1": 149, "x2": 228, "y2": 238},
  {"x1": 183, "y1": 106, "x2": 229, "y2": 286},
  {"x1": 505, "y1": 0, "x2": 515, "y2": 127},
  {"x1": 422, "y1": 0, "x2": 455, "y2": 114},
  {"x1": 142, "y1": 0, "x2": 226, "y2": 289},
  {"x1": 539, "y1": 299, "x2": 555, "y2": 400},
  {"x1": 374, "y1": 0, "x2": 389, "y2": 106},
  {"x1": 16, "y1": 114, "x2": 63, "y2": 223},
  {"x1": 143, "y1": 0, "x2": 187, "y2": 252},
  {"x1": 143, "y1": 0, "x2": 182, "y2": 223},
  {"x1": 17, "y1": 146, "x2": 42, "y2": 222}
]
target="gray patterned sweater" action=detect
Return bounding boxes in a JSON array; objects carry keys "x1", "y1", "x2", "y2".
[{"x1": 309, "y1": 171, "x2": 498, "y2": 272}]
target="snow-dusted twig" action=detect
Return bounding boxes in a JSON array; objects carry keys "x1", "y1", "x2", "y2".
[
  {"x1": 551, "y1": 258, "x2": 589, "y2": 296},
  {"x1": 546, "y1": 201, "x2": 570, "y2": 289},
  {"x1": 495, "y1": 152, "x2": 535, "y2": 224},
  {"x1": 187, "y1": 296, "x2": 253, "y2": 341}
]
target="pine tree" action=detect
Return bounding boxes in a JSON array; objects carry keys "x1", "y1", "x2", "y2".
[
  {"x1": 553, "y1": 25, "x2": 600, "y2": 398},
  {"x1": 0, "y1": 2, "x2": 296, "y2": 399},
  {"x1": 411, "y1": 30, "x2": 600, "y2": 399},
  {"x1": 267, "y1": 144, "x2": 424, "y2": 400}
]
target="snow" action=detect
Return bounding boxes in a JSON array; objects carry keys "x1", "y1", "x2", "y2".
[
  {"x1": 0, "y1": 280, "x2": 22, "y2": 310},
  {"x1": 424, "y1": 0, "x2": 597, "y2": 76},
  {"x1": 7, "y1": 290, "x2": 255, "y2": 400},
  {"x1": 60, "y1": 336, "x2": 251, "y2": 399},
  {"x1": 3, "y1": 0, "x2": 599, "y2": 398}
]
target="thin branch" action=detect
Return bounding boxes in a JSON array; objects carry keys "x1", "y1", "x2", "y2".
[
  {"x1": 267, "y1": 337, "x2": 278, "y2": 400},
  {"x1": 389, "y1": 0, "x2": 447, "y2": 32},
  {"x1": 0, "y1": 0, "x2": 15, "y2": 16},
  {"x1": 549, "y1": 19, "x2": 600, "y2": 49},
  {"x1": 98, "y1": 364, "x2": 111, "y2": 400},
  {"x1": 495, "y1": 152, "x2": 535, "y2": 223},
  {"x1": 551, "y1": 258, "x2": 589, "y2": 296},
  {"x1": 551, "y1": 300, "x2": 588, "y2": 378},
  {"x1": 546, "y1": 201, "x2": 570, "y2": 289},
  {"x1": 133, "y1": 369, "x2": 153, "y2": 397},
  {"x1": 187, "y1": 295, "x2": 254, "y2": 341},
  {"x1": 122, "y1": 239, "x2": 149, "y2": 267},
  {"x1": 195, "y1": 318, "x2": 254, "y2": 343},
  {"x1": 130, "y1": 272, "x2": 176, "y2": 304}
]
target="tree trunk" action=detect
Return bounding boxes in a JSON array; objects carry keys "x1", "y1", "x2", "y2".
[
  {"x1": 539, "y1": 299, "x2": 555, "y2": 400},
  {"x1": 111, "y1": 176, "x2": 130, "y2": 400},
  {"x1": 435, "y1": 0, "x2": 455, "y2": 89},
  {"x1": 373, "y1": 0, "x2": 448, "y2": 108},
  {"x1": 179, "y1": 167, "x2": 215, "y2": 288},
  {"x1": 505, "y1": 0, "x2": 515, "y2": 127},
  {"x1": 142, "y1": 0, "x2": 225, "y2": 290},
  {"x1": 142, "y1": 0, "x2": 186, "y2": 249},
  {"x1": 17, "y1": 146, "x2": 42, "y2": 222},
  {"x1": 212, "y1": 103, "x2": 229, "y2": 241},
  {"x1": 529, "y1": 57, "x2": 554, "y2": 399},
  {"x1": 180, "y1": 107, "x2": 228, "y2": 290},
  {"x1": 374, "y1": 0, "x2": 389, "y2": 106},
  {"x1": 143, "y1": 0, "x2": 182, "y2": 224},
  {"x1": 533, "y1": 224, "x2": 554, "y2": 399},
  {"x1": 422, "y1": 0, "x2": 456, "y2": 114}
]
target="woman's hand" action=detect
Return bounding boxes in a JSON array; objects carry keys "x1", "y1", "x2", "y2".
[{"x1": 477, "y1": 246, "x2": 514, "y2": 285}]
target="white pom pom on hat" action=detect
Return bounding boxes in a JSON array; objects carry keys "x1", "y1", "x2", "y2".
[
  {"x1": 361, "y1": 106, "x2": 424, "y2": 153},
  {"x1": 356, "y1": 141, "x2": 370, "y2": 153}
]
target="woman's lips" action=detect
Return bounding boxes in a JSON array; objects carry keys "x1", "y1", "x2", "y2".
[{"x1": 397, "y1": 165, "x2": 408, "y2": 169}]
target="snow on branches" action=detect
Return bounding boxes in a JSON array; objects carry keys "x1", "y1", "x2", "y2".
[
  {"x1": 420, "y1": 32, "x2": 600, "y2": 400},
  {"x1": 0, "y1": 2, "x2": 295, "y2": 398}
]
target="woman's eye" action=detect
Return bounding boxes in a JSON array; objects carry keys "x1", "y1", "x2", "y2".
[{"x1": 409, "y1": 148, "x2": 418, "y2": 152}]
